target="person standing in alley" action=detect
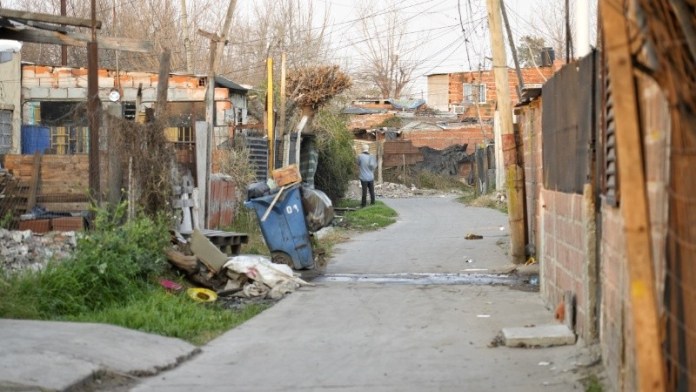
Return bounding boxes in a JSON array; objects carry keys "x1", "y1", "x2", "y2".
[{"x1": 357, "y1": 143, "x2": 377, "y2": 207}]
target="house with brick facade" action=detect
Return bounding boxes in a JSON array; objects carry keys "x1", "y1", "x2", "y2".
[
  {"x1": 0, "y1": 53, "x2": 248, "y2": 156},
  {"x1": 426, "y1": 63, "x2": 560, "y2": 117}
]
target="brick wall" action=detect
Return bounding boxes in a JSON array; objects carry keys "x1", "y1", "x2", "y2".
[
  {"x1": 21, "y1": 65, "x2": 229, "y2": 105},
  {"x1": 518, "y1": 99, "x2": 543, "y2": 248},
  {"x1": 540, "y1": 189, "x2": 591, "y2": 337},
  {"x1": 447, "y1": 66, "x2": 556, "y2": 110},
  {"x1": 402, "y1": 125, "x2": 492, "y2": 152},
  {"x1": 599, "y1": 206, "x2": 634, "y2": 392}
]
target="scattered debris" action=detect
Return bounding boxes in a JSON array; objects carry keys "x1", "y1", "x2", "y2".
[
  {"x1": 488, "y1": 332, "x2": 505, "y2": 348},
  {"x1": 538, "y1": 361, "x2": 552, "y2": 366},
  {"x1": 187, "y1": 288, "x2": 218, "y2": 303},
  {"x1": 0, "y1": 229, "x2": 77, "y2": 273},
  {"x1": 477, "y1": 314, "x2": 491, "y2": 318},
  {"x1": 166, "y1": 232, "x2": 311, "y2": 303},
  {"x1": 159, "y1": 279, "x2": 183, "y2": 293},
  {"x1": 465, "y1": 233, "x2": 483, "y2": 240}
]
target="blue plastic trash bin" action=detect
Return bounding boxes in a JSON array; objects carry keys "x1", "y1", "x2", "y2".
[{"x1": 245, "y1": 184, "x2": 314, "y2": 269}]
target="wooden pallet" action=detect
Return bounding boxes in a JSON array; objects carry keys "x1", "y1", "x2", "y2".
[{"x1": 198, "y1": 229, "x2": 249, "y2": 256}]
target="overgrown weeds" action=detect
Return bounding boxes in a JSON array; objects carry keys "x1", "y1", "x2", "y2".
[
  {"x1": 383, "y1": 167, "x2": 469, "y2": 192},
  {"x1": 337, "y1": 200, "x2": 397, "y2": 230},
  {"x1": 457, "y1": 189, "x2": 508, "y2": 214},
  {"x1": 0, "y1": 205, "x2": 263, "y2": 345}
]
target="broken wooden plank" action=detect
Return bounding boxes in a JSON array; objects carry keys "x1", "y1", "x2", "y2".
[
  {"x1": 0, "y1": 27, "x2": 153, "y2": 53},
  {"x1": 600, "y1": 0, "x2": 666, "y2": 390},
  {"x1": 0, "y1": 8, "x2": 102, "y2": 29},
  {"x1": 189, "y1": 229, "x2": 228, "y2": 274},
  {"x1": 164, "y1": 248, "x2": 199, "y2": 275}
]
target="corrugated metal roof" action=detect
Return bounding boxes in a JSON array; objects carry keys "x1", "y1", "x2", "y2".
[{"x1": 214, "y1": 76, "x2": 248, "y2": 92}]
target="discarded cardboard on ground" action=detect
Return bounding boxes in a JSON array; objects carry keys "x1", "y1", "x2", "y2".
[{"x1": 190, "y1": 229, "x2": 228, "y2": 273}]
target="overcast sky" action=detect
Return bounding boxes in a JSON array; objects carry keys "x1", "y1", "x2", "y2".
[{"x1": 313, "y1": 0, "x2": 597, "y2": 98}]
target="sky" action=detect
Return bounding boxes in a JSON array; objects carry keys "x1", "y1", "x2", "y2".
[{"x1": 313, "y1": 0, "x2": 597, "y2": 98}]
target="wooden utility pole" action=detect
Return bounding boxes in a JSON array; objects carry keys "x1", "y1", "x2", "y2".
[
  {"x1": 280, "y1": 52, "x2": 289, "y2": 167},
  {"x1": 180, "y1": 0, "x2": 193, "y2": 74},
  {"x1": 201, "y1": 0, "x2": 237, "y2": 228},
  {"x1": 486, "y1": 0, "x2": 526, "y2": 264},
  {"x1": 600, "y1": 0, "x2": 666, "y2": 390},
  {"x1": 60, "y1": 0, "x2": 67, "y2": 65},
  {"x1": 87, "y1": 0, "x2": 100, "y2": 203},
  {"x1": 500, "y1": 0, "x2": 524, "y2": 101},
  {"x1": 266, "y1": 57, "x2": 275, "y2": 175}
]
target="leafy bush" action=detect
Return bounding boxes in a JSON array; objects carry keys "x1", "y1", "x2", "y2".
[
  {"x1": 313, "y1": 109, "x2": 357, "y2": 203},
  {"x1": 0, "y1": 206, "x2": 169, "y2": 318}
]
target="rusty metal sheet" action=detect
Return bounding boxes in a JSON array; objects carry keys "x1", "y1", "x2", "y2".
[{"x1": 542, "y1": 51, "x2": 596, "y2": 194}]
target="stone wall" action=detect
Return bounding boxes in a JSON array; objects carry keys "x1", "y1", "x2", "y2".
[{"x1": 0, "y1": 229, "x2": 77, "y2": 273}]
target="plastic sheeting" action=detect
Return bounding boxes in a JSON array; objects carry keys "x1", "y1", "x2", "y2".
[{"x1": 301, "y1": 187, "x2": 334, "y2": 232}]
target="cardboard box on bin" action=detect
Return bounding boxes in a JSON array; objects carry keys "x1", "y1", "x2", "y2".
[{"x1": 272, "y1": 165, "x2": 302, "y2": 187}]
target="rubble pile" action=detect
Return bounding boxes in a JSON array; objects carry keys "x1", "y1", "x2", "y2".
[
  {"x1": 0, "y1": 229, "x2": 77, "y2": 273},
  {"x1": 344, "y1": 180, "x2": 443, "y2": 199},
  {"x1": 166, "y1": 230, "x2": 311, "y2": 303}
]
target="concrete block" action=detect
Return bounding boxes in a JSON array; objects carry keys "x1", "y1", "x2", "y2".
[
  {"x1": 122, "y1": 88, "x2": 138, "y2": 101},
  {"x1": 76, "y1": 76, "x2": 89, "y2": 88},
  {"x1": 141, "y1": 87, "x2": 157, "y2": 101},
  {"x1": 58, "y1": 75, "x2": 77, "y2": 89},
  {"x1": 502, "y1": 324, "x2": 576, "y2": 347},
  {"x1": 98, "y1": 77, "x2": 115, "y2": 88},
  {"x1": 29, "y1": 87, "x2": 49, "y2": 99},
  {"x1": 48, "y1": 88, "x2": 68, "y2": 99},
  {"x1": 22, "y1": 77, "x2": 39, "y2": 87},
  {"x1": 38, "y1": 77, "x2": 56, "y2": 88},
  {"x1": 67, "y1": 88, "x2": 87, "y2": 99}
]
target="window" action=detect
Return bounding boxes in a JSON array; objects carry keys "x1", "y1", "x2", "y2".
[{"x1": 463, "y1": 83, "x2": 486, "y2": 103}]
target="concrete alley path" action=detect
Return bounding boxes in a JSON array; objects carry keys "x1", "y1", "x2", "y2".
[{"x1": 132, "y1": 197, "x2": 589, "y2": 392}]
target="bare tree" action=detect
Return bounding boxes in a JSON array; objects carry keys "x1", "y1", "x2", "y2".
[
  {"x1": 354, "y1": 1, "x2": 422, "y2": 99},
  {"x1": 221, "y1": 0, "x2": 330, "y2": 87}
]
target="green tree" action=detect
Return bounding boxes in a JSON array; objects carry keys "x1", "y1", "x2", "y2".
[
  {"x1": 313, "y1": 108, "x2": 356, "y2": 203},
  {"x1": 517, "y1": 35, "x2": 546, "y2": 67}
]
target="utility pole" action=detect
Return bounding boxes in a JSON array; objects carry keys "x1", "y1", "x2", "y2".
[
  {"x1": 202, "y1": 0, "x2": 237, "y2": 228},
  {"x1": 180, "y1": 0, "x2": 193, "y2": 74},
  {"x1": 574, "y1": 0, "x2": 591, "y2": 58},
  {"x1": 60, "y1": 0, "x2": 67, "y2": 65},
  {"x1": 500, "y1": 0, "x2": 524, "y2": 101},
  {"x1": 88, "y1": 0, "x2": 100, "y2": 204},
  {"x1": 280, "y1": 52, "x2": 289, "y2": 167},
  {"x1": 486, "y1": 0, "x2": 526, "y2": 264}
]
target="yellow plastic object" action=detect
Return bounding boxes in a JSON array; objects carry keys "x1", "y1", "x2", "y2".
[{"x1": 186, "y1": 288, "x2": 218, "y2": 303}]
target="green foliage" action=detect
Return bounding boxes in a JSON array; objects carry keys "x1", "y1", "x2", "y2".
[
  {"x1": 584, "y1": 375, "x2": 603, "y2": 392},
  {"x1": 337, "y1": 200, "x2": 397, "y2": 230},
  {"x1": 0, "y1": 206, "x2": 169, "y2": 318},
  {"x1": 67, "y1": 289, "x2": 267, "y2": 345},
  {"x1": 0, "y1": 211, "x2": 12, "y2": 229},
  {"x1": 225, "y1": 207, "x2": 269, "y2": 256},
  {"x1": 313, "y1": 109, "x2": 357, "y2": 203},
  {"x1": 517, "y1": 35, "x2": 547, "y2": 67}
]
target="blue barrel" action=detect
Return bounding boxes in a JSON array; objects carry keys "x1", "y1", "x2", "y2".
[
  {"x1": 21, "y1": 125, "x2": 51, "y2": 154},
  {"x1": 245, "y1": 184, "x2": 314, "y2": 269}
]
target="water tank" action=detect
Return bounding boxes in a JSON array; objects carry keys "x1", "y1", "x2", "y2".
[
  {"x1": 21, "y1": 125, "x2": 51, "y2": 154},
  {"x1": 541, "y1": 47, "x2": 555, "y2": 67}
]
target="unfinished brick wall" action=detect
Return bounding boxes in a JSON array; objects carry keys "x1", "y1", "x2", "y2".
[
  {"x1": 599, "y1": 206, "x2": 634, "y2": 392},
  {"x1": 402, "y1": 126, "x2": 492, "y2": 152},
  {"x1": 447, "y1": 66, "x2": 556, "y2": 109},
  {"x1": 540, "y1": 189, "x2": 591, "y2": 337},
  {"x1": 518, "y1": 99, "x2": 543, "y2": 249}
]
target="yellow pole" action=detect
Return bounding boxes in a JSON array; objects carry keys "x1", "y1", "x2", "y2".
[{"x1": 267, "y1": 57, "x2": 274, "y2": 175}]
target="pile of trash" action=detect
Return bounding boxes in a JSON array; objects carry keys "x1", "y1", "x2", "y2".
[
  {"x1": 166, "y1": 230, "x2": 310, "y2": 303},
  {"x1": 0, "y1": 229, "x2": 77, "y2": 273}
]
